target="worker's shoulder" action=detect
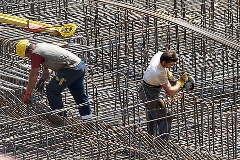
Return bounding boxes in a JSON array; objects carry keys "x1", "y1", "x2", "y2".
[
  {"x1": 152, "y1": 51, "x2": 163, "y2": 57},
  {"x1": 150, "y1": 51, "x2": 163, "y2": 60},
  {"x1": 156, "y1": 51, "x2": 164, "y2": 55}
]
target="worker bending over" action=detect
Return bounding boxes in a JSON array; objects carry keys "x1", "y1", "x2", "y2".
[{"x1": 16, "y1": 39, "x2": 92, "y2": 120}]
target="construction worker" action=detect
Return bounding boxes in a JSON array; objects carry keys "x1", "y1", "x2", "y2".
[
  {"x1": 15, "y1": 39, "x2": 92, "y2": 120},
  {"x1": 138, "y1": 50, "x2": 188, "y2": 141}
]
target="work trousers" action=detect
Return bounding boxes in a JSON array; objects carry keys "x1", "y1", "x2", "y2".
[
  {"x1": 46, "y1": 62, "x2": 91, "y2": 117},
  {"x1": 138, "y1": 81, "x2": 172, "y2": 140}
]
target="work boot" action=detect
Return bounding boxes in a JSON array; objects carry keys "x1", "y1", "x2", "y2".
[{"x1": 81, "y1": 113, "x2": 93, "y2": 121}]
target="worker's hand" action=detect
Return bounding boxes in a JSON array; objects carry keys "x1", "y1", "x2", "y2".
[
  {"x1": 35, "y1": 78, "x2": 45, "y2": 92},
  {"x1": 176, "y1": 72, "x2": 188, "y2": 88},
  {"x1": 166, "y1": 69, "x2": 175, "y2": 83},
  {"x1": 23, "y1": 92, "x2": 31, "y2": 104}
]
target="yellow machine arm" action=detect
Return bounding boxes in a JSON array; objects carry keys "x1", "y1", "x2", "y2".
[{"x1": 0, "y1": 13, "x2": 77, "y2": 37}]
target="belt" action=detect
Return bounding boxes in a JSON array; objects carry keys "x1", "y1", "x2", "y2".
[{"x1": 142, "y1": 80, "x2": 161, "y2": 88}]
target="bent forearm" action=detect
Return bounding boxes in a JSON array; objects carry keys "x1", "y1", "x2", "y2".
[
  {"x1": 166, "y1": 85, "x2": 181, "y2": 97},
  {"x1": 163, "y1": 82, "x2": 181, "y2": 97}
]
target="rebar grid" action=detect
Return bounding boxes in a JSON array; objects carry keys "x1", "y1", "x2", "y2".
[{"x1": 0, "y1": 0, "x2": 239, "y2": 159}]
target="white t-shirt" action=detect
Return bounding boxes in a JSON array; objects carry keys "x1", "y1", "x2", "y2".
[{"x1": 143, "y1": 51, "x2": 168, "y2": 86}]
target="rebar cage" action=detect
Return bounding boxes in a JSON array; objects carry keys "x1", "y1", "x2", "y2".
[{"x1": 0, "y1": 0, "x2": 239, "y2": 159}]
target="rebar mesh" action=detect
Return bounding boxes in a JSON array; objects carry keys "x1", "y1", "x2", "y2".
[{"x1": 0, "y1": 0, "x2": 239, "y2": 159}]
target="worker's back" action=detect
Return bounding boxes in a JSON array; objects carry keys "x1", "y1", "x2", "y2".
[{"x1": 33, "y1": 43, "x2": 81, "y2": 71}]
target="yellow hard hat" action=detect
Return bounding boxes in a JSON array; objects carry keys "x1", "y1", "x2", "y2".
[{"x1": 16, "y1": 39, "x2": 29, "y2": 58}]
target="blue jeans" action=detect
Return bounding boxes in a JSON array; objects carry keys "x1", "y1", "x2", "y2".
[
  {"x1": 46, "y1": 62, "x2": 91, "y2": 117},
  {"x1": 138, "y1": 81, "x2": 172, "y2": 140}
]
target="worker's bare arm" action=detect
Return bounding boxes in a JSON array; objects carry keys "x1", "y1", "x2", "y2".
[
  {"x1": 162, "y1": 82, "x2": 181, "y2": 97},
  {"x1": 26, "y1": 67, "x2": 39, "y2": 93}
]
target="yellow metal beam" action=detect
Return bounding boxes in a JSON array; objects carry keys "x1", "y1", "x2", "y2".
[{"x1": 0, "y1": 13, "x2": 77, "y2": 37}]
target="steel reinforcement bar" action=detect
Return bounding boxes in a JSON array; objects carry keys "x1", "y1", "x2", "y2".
[{"x1": 96, "y1": 0, "x2": 240, "y2": 51}]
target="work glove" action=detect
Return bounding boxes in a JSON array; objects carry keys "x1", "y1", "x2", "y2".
[
  {"x1": 35, "y1": 78, "x2": 45, "y2": 92},
  {"x1": 166, "y1": 69, "x2": 175, "y2": 83},
  {"x1": 176, "y1": 72, "x2": 188, "y2": 88},
  {"x1": 23, "y1": 92, "x2": 31, "y2": 104}
]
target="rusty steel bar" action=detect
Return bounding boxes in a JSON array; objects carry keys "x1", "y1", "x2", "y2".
[
  {"x1": 0, "y1": 0, "x2": 239, "y2": 159},
  {"x1": 96, "y1": 0, "x2": 240, "y2": 51}
]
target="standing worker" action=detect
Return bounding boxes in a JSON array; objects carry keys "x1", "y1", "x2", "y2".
[
  {"x1": 138, "y1": 50, "x2": 188, "y2": 141},
  {"x1": 15, "y1": 39, "x2": 92, "y2": 120}
]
